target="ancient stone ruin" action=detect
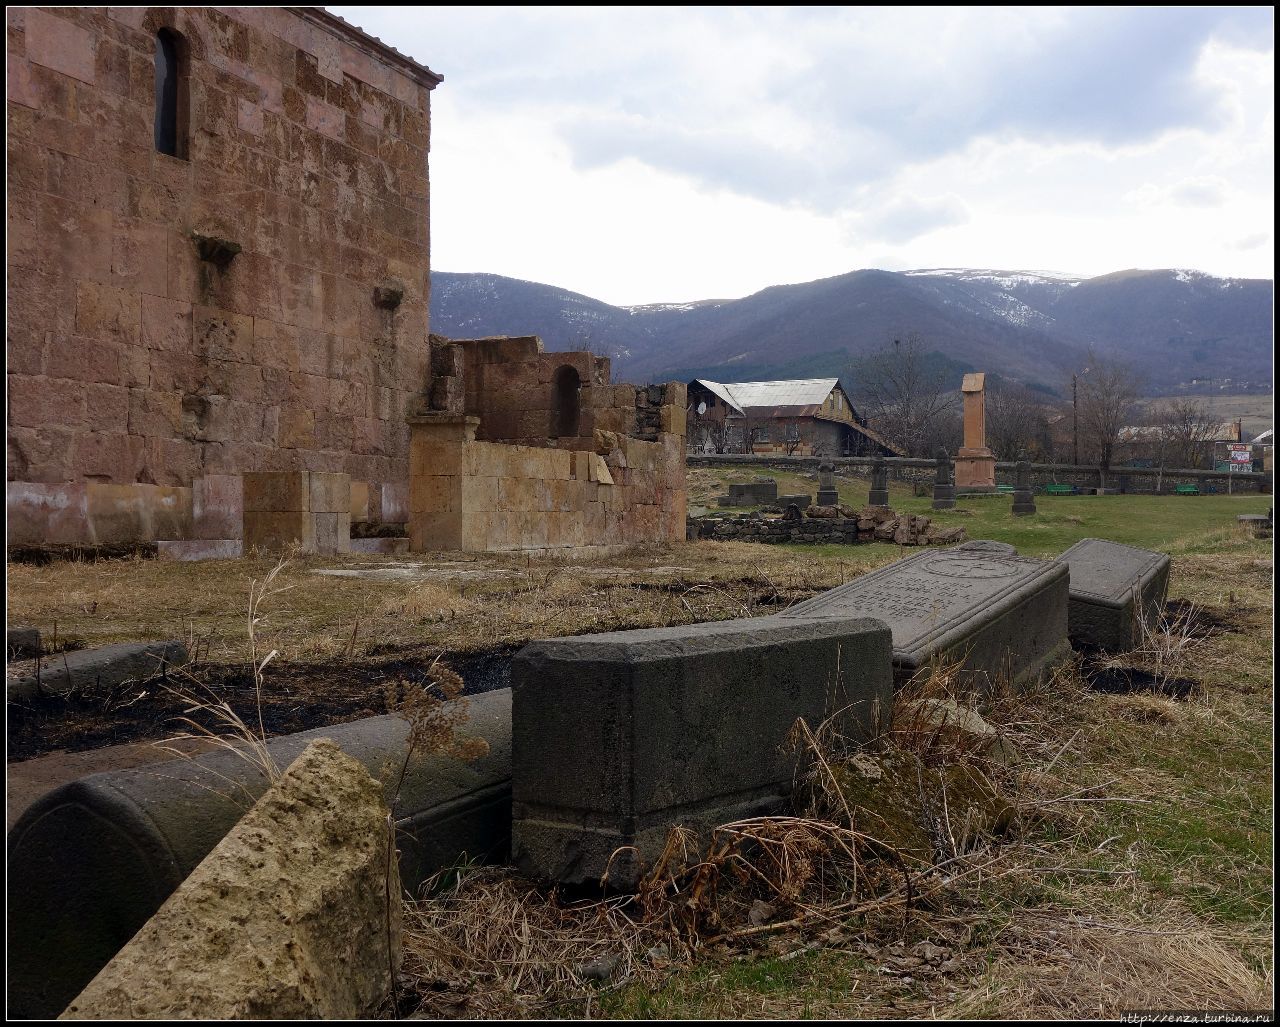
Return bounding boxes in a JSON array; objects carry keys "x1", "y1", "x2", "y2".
[{"x1": 407, "y1": 335, "x2": 687, "y2": 553}]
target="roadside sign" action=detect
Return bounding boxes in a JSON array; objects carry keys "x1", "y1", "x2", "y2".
[{"x1": 1229, "y1": 443, "x2": 1252, "y2": 465}]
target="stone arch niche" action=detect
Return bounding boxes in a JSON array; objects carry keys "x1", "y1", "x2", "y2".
[{"x1": 551, "y1": 365, "x2": 582, "y2": 438}]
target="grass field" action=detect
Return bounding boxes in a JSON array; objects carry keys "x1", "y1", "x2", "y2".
[{"x1": 5, "y1": 477, "x2": 1273, "y2": 1019}]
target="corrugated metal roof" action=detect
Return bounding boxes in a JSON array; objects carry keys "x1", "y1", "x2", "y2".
[{"x1": 694, "y1": 378, "x2": 840, "y2": 415}]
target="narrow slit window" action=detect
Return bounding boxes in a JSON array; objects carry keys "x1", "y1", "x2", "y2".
[{"x1": 154, "y1": 30, "x2": 181, "y2": 156}]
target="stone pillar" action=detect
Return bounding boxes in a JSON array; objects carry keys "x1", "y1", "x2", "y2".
[
  {"x1": 1012, "y1": 459, "x2": 1037, "y2": 516},
  {"x1": 868, "y1": 457, "x2": 889, "y2": 508},
  {"x1": 406, "y1": 412, "x2": 479, "y2": 552},
  {"x1": 816, "y1": 462, "x2": 839, "y2": 506},
  {"x1": 954, "y1": 372, "x2": 996, "y2": 491},
  {"x1": 932, "y1": 449, "x2": 956, "y2": 510}
]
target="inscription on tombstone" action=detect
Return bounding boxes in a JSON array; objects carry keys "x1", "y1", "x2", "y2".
[
  {"x1": 780, "y1": 543, "x2": 1069, "y2": 688},
  {"x1": 1055, "y1": 538, "x2": 1170, "y2": 651}
]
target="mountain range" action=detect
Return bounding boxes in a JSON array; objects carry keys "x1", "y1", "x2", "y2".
[{"x1": 429, "y1": 267, "x2": 1273, "y2": 397}]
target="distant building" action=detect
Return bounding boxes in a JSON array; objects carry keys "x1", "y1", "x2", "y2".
[{"x1": 687, "y1": 378, "x2": 903, "y2": 457}]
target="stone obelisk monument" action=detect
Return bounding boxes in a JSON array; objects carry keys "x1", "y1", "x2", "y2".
[{"x1": 954, "y1": 372, "x2": 996, "y2": 492}]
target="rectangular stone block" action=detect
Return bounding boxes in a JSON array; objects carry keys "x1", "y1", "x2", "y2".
[
  {"x1": 780, "y1": 541, "x2": 1069, "y2": 690},
  {"x1": 243, "y1": 471, "x2": 309, "y2": 513},
  {"x1": 728, "y1": 480, "x2": 777, "y2": 505},
  {"x1": 85, "y1": 483, "x2": 192, "y2": 544},
  {"x1": 1056, "y1": 538, "x2": 1171, "y2": 651},
  {"x1": 5, "y1": 482, "x2": 92, "y2": 545},
  {"x1": 350, "y1": 481, "x2": 370, "y2": 522},
  {"x1": 193, "y1": 475, "x2": 243, "y2": 540},
  {"x1": 511, "y1": 616, "x2": 893, "y2": 888},
  {"x1": 244, "y1": 510, "x2": 314, "y2": 553},
  {"x1": 157, "y1": 539, "x2": 243, "y2": 562},
  {"x1": 381, "y1": 481, "x2": 409, "y2": 522},
  {"x1": 313, "y1": 511, "x2": 352, "y2": 554},
  {"x1": 308, "y1": 471, "x2": 350, "y2": 514},
  {"x1": 348, "y1": 537, "x2": 409, "y2": 556}
]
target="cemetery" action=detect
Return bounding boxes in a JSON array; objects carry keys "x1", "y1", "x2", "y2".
[
  {"x1": 4, "y1": 5, "x2": 1270, "y2": 1020},
  {"x1": 6, "y1": 485, "x2": 1272, "y2": 1018}
]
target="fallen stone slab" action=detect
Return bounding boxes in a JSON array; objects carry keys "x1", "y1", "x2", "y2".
[
  {"x1": 7, "y1": 627, "x2": 41, "y2": 659},
  {"x1": 779, "y1": 542, "x2": 1069, "y2": 690},
  {"x1": 7, "y1": 640, "x2": 189, "y2": 703},
  {"x1": 60, "y1": 739, "x2": 398, "y2": 1020},
  {"x1": 155, "y1": 538, "x2": 242, "y2": 561},
  {"x1": 1055, "y1": 538, "x2": 1171, "y2": 651},
  {"x1": 511, "y1": 616, "x2": 893, "y2": 889},
  {"x1": 7, "y1": 689, "x2": 511, "y2": 1020}
]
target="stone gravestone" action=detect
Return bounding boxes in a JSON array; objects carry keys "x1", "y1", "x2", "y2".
[
  {"x1": 1011, "y1": 460, "x2": 1037, "y2": 516},
  {"x1": 778, "y1": 493, "x2": 811, "y2": 510},
  {"x1": 1055, "y1": 538, "x2": 1171, "y2": 651},
  {"x1": 816, "y1": 462, "x2": 839, "y2": 507},
  {"x1": 868, "y1": 457, "x2": 889, "y2": 508},
  {"x1": 6, "y1": 692, "x2": 513, "y2": 1020},
  {"x1": 728, "y1": 478, "x2": 777, "y2": 506},
  {"x1": 780, "y1": 541, "x2": 1069, "y2": 689},
  {"x1": 932, "y1": 449, "x2": 956, "y2": 510},
  {"x1": 510, "y1": 616, "x2": 893, "y2": 888}
]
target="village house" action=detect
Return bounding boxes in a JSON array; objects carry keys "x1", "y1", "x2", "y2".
[{"x1": 686, "y1": 377, "x2": 903, "y2": 457}]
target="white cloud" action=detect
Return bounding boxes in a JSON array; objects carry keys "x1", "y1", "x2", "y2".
[{"x1": 332, "y1": 6, "x2": 1275, "y2": 302}]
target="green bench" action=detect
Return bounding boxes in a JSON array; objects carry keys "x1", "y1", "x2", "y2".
[
  {"x1": 1043, "y1": 484, "x2": 1075, "y2": 496},
  {"x1": 1175, "y1": 484, "x2": 1200, "y2": 496},
  {"x1": 996, "y1": 484, "x2": 1016, "y2": 494}
]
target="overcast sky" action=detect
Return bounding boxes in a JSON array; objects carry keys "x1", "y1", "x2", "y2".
[{"x1": 333, "y1": 5, "x2": 1274, "y2": 306}]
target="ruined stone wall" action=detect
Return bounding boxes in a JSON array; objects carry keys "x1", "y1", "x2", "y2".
[
  {"x1": 428, "y1": 335, "x2": 640, "y2": 445},
  {"x1": 7, "y1": 7, "x2": 436, "y2": 541},
  {"x1": 408, "y1": 413, "x2": 686, "y2": 553}
]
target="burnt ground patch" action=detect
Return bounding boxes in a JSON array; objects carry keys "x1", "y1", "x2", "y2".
[{"x1": 6, "y1": 644, "x2": 522, "y2": 762}]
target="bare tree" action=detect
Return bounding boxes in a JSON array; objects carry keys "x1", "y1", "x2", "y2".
[
  {"x1": 1142, "y1": 397, "x2": 1221, "y2": 488},
  {"x1": 986, "y1": 381, "x2": 1056, "y2": 460},
  {"x1": 852, "y1": 334, "x2": 960, "y2": 457},
  {"x1": 1075, "y1": 350, "x2": 1142, "y2": 482}
]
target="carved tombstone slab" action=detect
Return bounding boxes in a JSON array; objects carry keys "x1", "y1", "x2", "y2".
[
  {"x1": 1055, "y1": 538, "x2": 1170, "y2": 651},
  {"x1": 510, "y1": 616, "x2": 893, "y2": 888},
  {"x1": 728, "y1": 479, "x2": 778, "y2": 505},
  {"x1": 779, "y1": 541, "x2": 1069, "y2": 688}
]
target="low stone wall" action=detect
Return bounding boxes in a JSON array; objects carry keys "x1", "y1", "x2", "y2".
[
  {"x1": 408, "y1": 414, "x2": 685, "y2": 552},
  {"x1": 689, "y1": 507, "x2": 963, "y2": 546},
  {"x1": 688, "y1": 455, "x2": 1271, "y2": 494}
]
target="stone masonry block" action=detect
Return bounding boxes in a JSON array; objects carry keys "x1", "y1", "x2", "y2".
[
  {"x1": 243, "y1": 471, "x2": 310, "y2": 513},
  {"x1": 313, "y1": 512, "x2": 351, "y2": 554},
  {"x1": 350, "y1": 481, "x2": 370, "y2": 521},
  {"x1": 5, "y1": 482, "x2": 93, "y2": 545},
  {"x1": 243, "y1": 510, "x2": 314, "y2": 553},
  {"x1": 307, "y1": 471, "x2": 350, "y2": 514},
  {"x1": 192, "y1": 475, "x2": 244, "y2": 541},
  {"x1": 512, "y1": 616, "x2": 894, "y2": 887}
]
